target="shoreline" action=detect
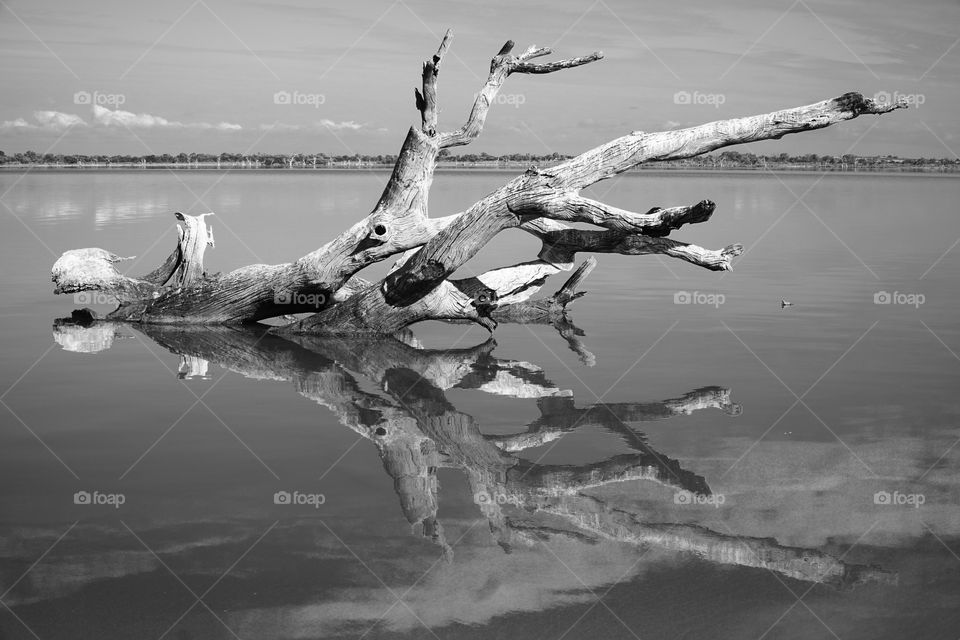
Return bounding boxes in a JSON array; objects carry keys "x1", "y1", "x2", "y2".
[{"x1": 1, "y1": 164, "x2": 958, "y2": 175}]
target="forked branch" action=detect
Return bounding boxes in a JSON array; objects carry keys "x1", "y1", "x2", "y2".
[{"x1": 440, "y1": 41, "x2": 603, "y2": 148}]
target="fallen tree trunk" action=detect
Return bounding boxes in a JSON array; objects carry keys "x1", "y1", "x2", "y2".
[{"x1": 50, "y1": 30, "x2": 906, "y2": 335}]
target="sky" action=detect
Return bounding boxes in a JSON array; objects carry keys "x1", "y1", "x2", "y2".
[{"x1": 0, "y1": 0, "x2": 958, "y2": 158}]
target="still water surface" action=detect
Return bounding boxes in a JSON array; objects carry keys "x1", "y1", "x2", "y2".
[{"x1": 1, "y1": 169, "x2": 959, "y2": 638}]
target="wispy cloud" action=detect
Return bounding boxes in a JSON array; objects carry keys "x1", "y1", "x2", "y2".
[
  {"x1": 259, "y1": 119, "x2": 373, "y2": 132},
  {"x1": 1, "y1": 107, "x2": 377, "y2": 136},
  {"x1": 92, "y1": 105, "x2": 242, "y2": 131}
]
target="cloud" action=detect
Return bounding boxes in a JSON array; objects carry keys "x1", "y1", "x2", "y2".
[
  {"x1": 258, "y1": 120, "x2": 375, "y2": 133},
  {"x1": 35, "y1": 111, "x2": 87, "y2": 129},
  {"x1": 0, "y1": 117, "x2": 34, "y2": 130},
  {"x1": 0, "y1": 107, "x2": 376, "y2": 137},
  {"x1": 92, "y1": 105, "x2": 242, "y2": 131},
  {"x1": 259, "y1": 122, "x2": 300, "y2": 132},
  {"x1": 1, "y1": 111, "x2": 87, "y2": 132},
  {"x1": 318, "y1": 119, "x2": 362, "y2": 131},
  {"x1": 92, "y1": 105, "x2": 174, "y2": 128}
]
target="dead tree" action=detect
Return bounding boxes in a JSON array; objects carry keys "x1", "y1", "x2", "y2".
[{"x1": 51, "y1": 31, "x2": 906, "y2": 335}]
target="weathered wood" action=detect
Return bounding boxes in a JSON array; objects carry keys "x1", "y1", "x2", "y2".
[
  {"x1": 50, "y1": 30, "x2": 907, "y2": 333},
  {"x1": 492, "y1": 257, "x2": 597, "y2": 323},
  {"x1": 51, "y1": 211, "x2": 214, "y2": 303},
  {"x1": 52, "y1": 248, "x2": 155, "y2": 302},
  {"x1": 416, "y1": 28, "x2": 452, "y2": 135},
  {"x1": 169, "y1": 211, "x2": 214, "y2": 287}
]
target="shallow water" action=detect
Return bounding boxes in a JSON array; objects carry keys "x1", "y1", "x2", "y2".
[{"x1": 2, "y1": 168, "x2": 959, "y2": 639}]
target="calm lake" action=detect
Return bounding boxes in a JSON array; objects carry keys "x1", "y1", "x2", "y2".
[{"x1": 1, "y1": 168, "x2": 959, "y2": 639}]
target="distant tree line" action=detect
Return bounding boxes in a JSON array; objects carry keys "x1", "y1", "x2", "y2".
[
  {"x1": 0, "y1": 151, "x2": 401, "y2": 167},
  {"x1": 693, "y1": 151, "x2": 959, "y2": 168},
  {"x1": 0, "y1": 149, "x2": 569, "y2": 166},
  {"x1": 0, "y1": 149, "x2": 956, "y2": 169}
]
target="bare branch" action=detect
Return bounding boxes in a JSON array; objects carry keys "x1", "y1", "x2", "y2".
[
  {"x1": 511, "y1": 52, "x2": 603, "y2": 74},
  {"x1": 417, "y1": 28, "x2": 453, "y2": 135},
  {"x1": 535, "y1": 196, "x2": 716, "y2": 236},
  {"x1": 538, "y1": 227, "x2": 744, "y2": 271},
  {"x1": 550, "y1": 93, "x2": 909, "y2": 190},
  {"x1": 440, "y1": 43, "x2": 603, "y2": 148}
]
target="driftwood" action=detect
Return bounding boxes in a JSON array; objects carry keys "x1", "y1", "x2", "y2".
[
  {"x1": 52, "y1": 317, "x2": 896, "y2": 587},
  {"x1": 50, "y1": 31, "x2": 906, "y2": 335}
]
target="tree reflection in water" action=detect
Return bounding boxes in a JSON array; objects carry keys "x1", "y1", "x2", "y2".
[{"x1": 52, "y1": 311, "x2": 895, "y2": 590}]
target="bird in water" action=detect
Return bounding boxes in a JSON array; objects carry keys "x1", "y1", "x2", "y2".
[{"x1": 781, "y1": 299, "x2": 794, "y2": 308}]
